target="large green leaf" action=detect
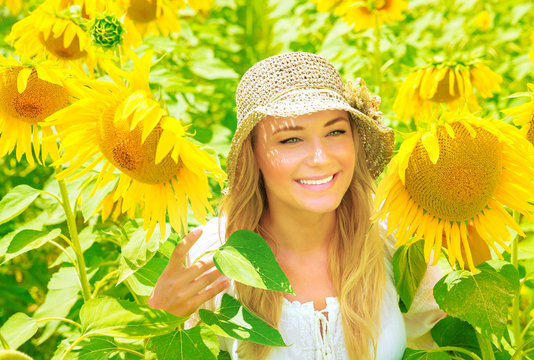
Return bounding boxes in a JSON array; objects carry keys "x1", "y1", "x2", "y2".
[
  {"x1": 0, "y1": 185, "x2": 40, "y2": 225},
  {"x1": 34, "y1": 266, "x2": 81, "y2": 345},
  {"x1": 118, "y1": 221, "x2": 168, "y2": 284},
  {"x1": 0, "y1": 313, "x2": 38, "y2": 350},
  {"x1": 79, "y1": 296, "x2": 186, "y2": 339},
  {"x1": 392, "y1": 240, "x2": 427, "y2": 312},
  {"x1": 69, "y1": 336, "x2": 120, "y2": 360},
  {"x1": 199, "y1": 294, "x2": 286, "y2": 346},
  {"x1": 146, "y1": 325, "x2": 219, "y2": 360},
  {"x1": 402, "y1": 349, "x2": 451, "y2": 360},
  {"x1": 125, "y1": 257, "x2": 167, "y2": 297},
  {"x1": 433, "y1": 260, "x2": 520, "y2": 338},
  {"x1": 213, "y1": 230, "x2": 294, "y2": 294},
  {"x1": 1, "y1": 229, "x2": 61, "y2": 264}
]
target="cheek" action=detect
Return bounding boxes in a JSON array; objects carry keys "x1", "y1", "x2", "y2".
[{"x1": 256, "y1": 147, "x2": 301, "y2": 184}]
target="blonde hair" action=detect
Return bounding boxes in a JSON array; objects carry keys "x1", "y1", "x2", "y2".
[{"x1": 220, "y1": 119, "x2": 386, "y2": 360}]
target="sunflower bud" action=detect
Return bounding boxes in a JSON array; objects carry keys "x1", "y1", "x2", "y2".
[{"x1": 89, "y1": 15, "x2": 124, "y2": 49}]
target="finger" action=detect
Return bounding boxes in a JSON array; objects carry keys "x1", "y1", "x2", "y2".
[
  {"x1": 182, "y1": 268, "x2": 224, "y2": 298},
  {"x1": 192, "y1": 277, "x2": 230, "y2": 306},
  {"x1": 169, "y1": 228, "x2": 203, "y2": 266},
  {"x1": 183, "y1": 258, "x2": 217, "y2": 283}
]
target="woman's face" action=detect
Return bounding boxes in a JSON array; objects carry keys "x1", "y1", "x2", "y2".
[{"x1": 253, "y1": 109, "x2": 356, "y2": 216}]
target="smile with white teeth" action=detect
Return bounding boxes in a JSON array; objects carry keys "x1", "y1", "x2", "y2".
[{"x1": 297, "y1": 175, "x2": 334, "y2": 185}]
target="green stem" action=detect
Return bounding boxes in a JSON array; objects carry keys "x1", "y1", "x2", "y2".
[
  {"x1": 92, "y1": 269, "x2": 120, "y2": 298},
  {"x1": 35, "y1": 317, "x2": 82, "y2": 328},
  {"x1": 60, "y1": 334, "x2": 89, "y2": 360},
  {"x1": 373, "y1": 10, "x2": 382, "y2": 93},
  {"x1": 512, "y1": 210, "x2": 522, "y2": 350},
  {"x1": 49, "y1": 240, "x2": 77, "y2": 265},
  {"x1": 475, "y1": 332, "x2": 496, "y2": 360},
  {"x1": 429, "y1": 346, "x2": 482, "y2": 360},
  {"x1": 58, "y1": 178, "x2": 92, "y2": 302},
  {"x1": 0, "y1": 331, "x2": 10, "y2": 350},
  {"x1": 116, "y1": 348, "x2": 145, "y2": 358}
]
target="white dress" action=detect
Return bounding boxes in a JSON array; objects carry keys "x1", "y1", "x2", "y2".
[{"x1": 187, "y1": 217, "x2": 445, "y2": 360}]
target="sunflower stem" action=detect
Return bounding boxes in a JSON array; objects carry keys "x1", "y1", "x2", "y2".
[
  {"x1": 373, "y1": 10, "x2": 382, "y2": 93},
  {"x1": 475, "y1": 331, "x2": 495, "y2": 360},
  {"x1": 511, "y1": 210, "x2": 522, "y2": 352},
  {"x1": 58, "y1": 178, "x2": 92, "y2": 303}
]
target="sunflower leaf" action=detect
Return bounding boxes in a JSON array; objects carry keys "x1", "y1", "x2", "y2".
[
  {"x1": 401, "y1": 348, "x2": 451, "y2": 359},
  {"x1": 79, "y1": 296, "x2": 186, "y2": 339},
  {"x1": 0, "y1": 185, "x2": 41, "y2": 225},
  {"x1": 1, "y1": 229, "x2": 61, "y2": 264},
  {"x1": 433, "y1": 260, "x2": 520, "y2": 339},
  {"x1": 393, "y1": 240, "x2": 427, "y2": 312},
  {"x1": 0, "y1": 313, "x2": 38, "y2": 350},
  {"x1": 213, "y1": 230, "x2": 294, "y2": 294},
  {"x1": 199, "y1": 294, "x2": 286, "y2": 347},
  {"x1": 146, "y1": 325, "x2": 219, "y2": 360}
]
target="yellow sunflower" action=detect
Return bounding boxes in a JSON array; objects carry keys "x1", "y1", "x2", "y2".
[
  {"x1": 0, "y1": 0, "x2": 22, "y2": 15},
  {"x1": 117, "y1": 0, "x2": 186, "y2": 48},
  {"x1": 313, "y1": 0, "x2": 408, "y2": 32},
  {"x1": 42, "y1": 52, "x2": 225, "y2": 239},
  {"x1": 57, "y1": 0, "x2": 109, "y2": 19},
  {"x1": 0, "y1": 55, "x2": 69, "y2": 165},
  {"x1": 373, "y1": 111, "x2": 534, "y2": 271},
  {"x1": 186, "y1": 0, "x2": 213, "y2": 12},
  {"x1": 6, "y1": 0, "x2": 98, "y2": 75},
  {"x1": 393, "y1": 58, "x2": 502, "y2": 121},
  {"x1": 503, "y1": 84, "x2": 534, "y2": 146}
]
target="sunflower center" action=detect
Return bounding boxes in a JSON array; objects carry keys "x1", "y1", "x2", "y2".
[
  {"x1": 373, "y1": 0, "x2": 388, "y2": 10},
  {"x1": 405, "y1": 122, "x2": 503, "y2": 222},
  {"x1": 127, "y1": 0, "x2": 158, "y2": 23},
  {"x1": 0, "y1": 67, "x2": 69, "y2": 124},
  {"x1": 39, "y1": 31, "x2": 87, "y2": 60},
  {"x1": 429, "y1": 68, "x2": 461, "y2": 103},
  {"x1": 97, "y1": 99, "x2": 180, "y2": 184}
]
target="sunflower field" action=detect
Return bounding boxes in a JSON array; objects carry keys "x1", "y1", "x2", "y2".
[{"x1": 0, "y1": 0, "x2": 533, "y2": 359}]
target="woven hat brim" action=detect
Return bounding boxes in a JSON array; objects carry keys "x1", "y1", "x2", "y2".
[{"x1": 226, "y1": 89, "x2": 394, "y2": 192}]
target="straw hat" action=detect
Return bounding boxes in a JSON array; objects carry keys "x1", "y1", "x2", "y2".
[{"x1": 226, "y1": 52, "x2": 394, "y2": 193}]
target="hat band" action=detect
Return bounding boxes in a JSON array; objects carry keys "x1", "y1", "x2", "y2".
[{"x1": 267, "y1": 86, "x2": 344, "y2": 105}]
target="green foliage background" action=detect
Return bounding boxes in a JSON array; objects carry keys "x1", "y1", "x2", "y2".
[{"x1": 0, "y1": 0, "x2": 534, "y2": 359}]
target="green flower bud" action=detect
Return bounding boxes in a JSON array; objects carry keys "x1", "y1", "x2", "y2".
[{"x1": 89, "y1": 15, "x2": 125, "y2": 49}]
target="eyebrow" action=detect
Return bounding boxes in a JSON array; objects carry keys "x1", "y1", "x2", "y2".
[{"x1": 272, "y1": 117, "x2": 349, "y2": 135}]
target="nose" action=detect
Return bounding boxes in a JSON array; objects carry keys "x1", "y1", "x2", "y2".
[{"x1": 308, "y1": 138, "x2": 328, "y2": 165}]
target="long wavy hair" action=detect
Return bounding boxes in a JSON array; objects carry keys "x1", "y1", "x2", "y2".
[{"x1": 219, "y1": 119, "x2": 386, "y2": 360}]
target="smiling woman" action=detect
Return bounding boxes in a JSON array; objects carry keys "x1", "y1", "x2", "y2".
[{"x1": 149, "y1": 52, "x2": 445, "y2": 360}]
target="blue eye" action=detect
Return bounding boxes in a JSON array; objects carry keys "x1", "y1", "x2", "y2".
[
  {"x1": 328, "y1": 129, "x2": 346, "y2": 136},
  {"x1": 280, "y1": 137, "x2": 300, "y2": 144}
]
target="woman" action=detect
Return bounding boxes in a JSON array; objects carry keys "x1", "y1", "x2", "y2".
[{"x1": 149, "y1": 52, "x2": 444, "y2": 359}]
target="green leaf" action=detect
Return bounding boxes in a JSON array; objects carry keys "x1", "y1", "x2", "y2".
[
  {"x1": 50, "y1": 226, "x2": 95, "y2": 267},
  {"x1": 118, "y1": 221, "x2": 168, "y2": 284},
  {"x1": 125, "y1": 257, "x2": 167, "y2": 297},
  {"x1": 0, "y1": 313, "x2": 38, "y2": 350},
  {"x1": 213, "y1": 230, "x2": 294, "y2": 294},
  {"x1": 70, "y1": 336, "x2": 121, "y2": 360},
  {"x1": 146, "y1": 325, "x2": 219, "y2": 360},
  {"x1": 217, "y1": 351, "x2": 232, "y2": 360},
  {"x1": 431, "y1": 317, "x2": 479, "y2": 354},
  {"x1": 433, "y1": 260, "x2": 520, "y2": 338},
  {"x1": 1, "y1": 229, "x2": 61, "y2": 264},
  {"x1": 0, "y1": 185, "x2": 40, "y2": 225},
  {"x1": 402, "y1": 348, "x2": 451, "y2": 359},
  {"x1": 34, "y1": 267, "x2": 81, "y2": 345},
  {"x1": 393, "y1": 240, "x2": 427, "y2": 312},
  {"x1": 190, "y1": 48, "x2": 238, "y2": 80},
  {"x1": 199, "y1": 294, "x2": 286, "y2": 346},
  {"x1": 80, "y1": 296, "x2": 186, "y2": 339}
]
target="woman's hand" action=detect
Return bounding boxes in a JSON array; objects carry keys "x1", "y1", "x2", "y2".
[{"x1": 148, "y1": 228, "x2": 229, "y2": 317}]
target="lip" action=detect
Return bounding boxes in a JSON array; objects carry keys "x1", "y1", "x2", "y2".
[{"x1": 295, "y1": 172, "x2": 338, "y2": 191}]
